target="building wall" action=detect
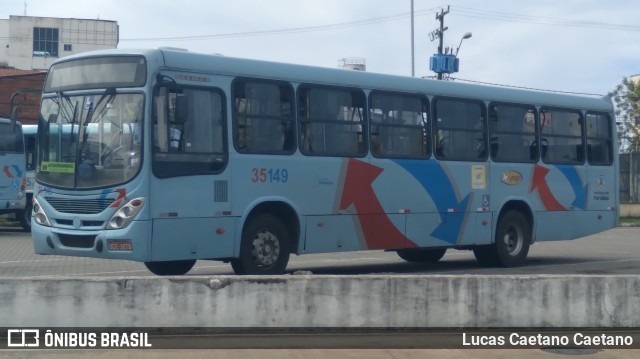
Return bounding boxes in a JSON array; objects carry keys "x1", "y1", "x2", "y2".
[
  {"x1": 0, "y1": 73, "x2": 46, "y2": 124},
  {"x1": 0, "y1": 20, "x2": 9, "y2": 65},
  {"x1": 3, "y1": 16, "x2": 118, "y2": 70}
]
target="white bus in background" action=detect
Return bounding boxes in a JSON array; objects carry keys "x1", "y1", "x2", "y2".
[{"x1": 0, "y1": 117, "x2": 28, "y2": 230}]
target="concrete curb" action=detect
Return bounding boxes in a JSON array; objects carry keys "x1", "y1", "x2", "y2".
[{"x1": 2, "y1": 275, "x2": 640, "y2": 327}]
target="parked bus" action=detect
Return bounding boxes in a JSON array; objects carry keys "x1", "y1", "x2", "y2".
[
  {"x1": 31, "y1": 48, "x2": 618, "y2": 275},
  {"x1": 0, "y1": 117, "x2": 28, "y2": 230}
]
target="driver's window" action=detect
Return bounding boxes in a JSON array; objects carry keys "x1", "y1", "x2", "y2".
[{"x1": 153, "y1": 85, "x2": 227, "y2": 178}]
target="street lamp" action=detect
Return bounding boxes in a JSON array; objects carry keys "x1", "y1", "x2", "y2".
[{"x1": 454, "y1": 32, "x2": 472, "y2": 58}]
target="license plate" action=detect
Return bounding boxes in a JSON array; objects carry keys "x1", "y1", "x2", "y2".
[{"x1": 108, "y1": 240, "x2": 133, "y2": 251}]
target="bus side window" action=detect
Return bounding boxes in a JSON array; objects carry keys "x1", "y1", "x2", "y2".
[
  {"x1": 299, "y1": 86, "x2": 366, "y2": 157},
  {"x1": 540, "y1": 108, "x2": 583, "y2": 164},
  {"x1": 369, "y1": 91, "x2": 429, "y2": 159},
  {"x1": 434, "y1": 98, "x2": 485, "y2": 161},
  {"x1": 489, "y1": 103, "x2": 537, "y2": 163},
  {"x1": 233, "y1": 79, "x2": 294, "y2": 154},
  {"x1": 586, "y1": 112, "x2": 613, "y2": 166}
]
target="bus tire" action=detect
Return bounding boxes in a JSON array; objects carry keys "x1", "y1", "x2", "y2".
[
  {"x1": 144, "y1": 260, "x2": 196, "y2": 276},
  {"x1": 231, "y1": 214, "x2": 290, "y2": 275},
  {"x1": 19, "y1": 201, "x2": 32, "y2": 232},
  {"x1": 474, "y1": 211, "x2": 530, "y2": 267},
  {"x1": 396, "y1": 248, "x2": 447, "y2": 263}
]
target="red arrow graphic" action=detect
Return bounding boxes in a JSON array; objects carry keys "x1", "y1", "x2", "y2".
[
  {"x1": 530, "y1": 164, "x2": 566, "y2": 211},
  {"x1": 339, "y1": 159, "x2": 417, "y2": 250},
  {"x1": 110, "y1": 188, "x2": 127, "y2": 207},
  {"x1": 3, "y1": 166, "x2": 14, "y2": 178}
]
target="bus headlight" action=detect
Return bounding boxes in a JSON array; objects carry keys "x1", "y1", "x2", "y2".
[
  {"x1": 107, "y1": 198, "x2": 145, "y2": 230},
  {"x1": 32, "y1": 198, "x2": 51, "y2": 226}
]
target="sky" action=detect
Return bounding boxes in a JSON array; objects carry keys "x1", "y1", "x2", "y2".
[{"x1": 1, "y1": 0, "x2": 639, "y2": 96}]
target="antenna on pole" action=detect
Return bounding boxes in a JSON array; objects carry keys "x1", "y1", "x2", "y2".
[{"x1": 24, "y1": 1, "x2": 27, "y2": 16}]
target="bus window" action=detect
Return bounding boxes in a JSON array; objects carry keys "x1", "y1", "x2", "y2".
[
  {"x1": 153, "y1": 86, "x2": 227, "y2": 178},
  {"x1": 540, "y1": 108, "x2": 584, "y2": 164},
  {"x1": 298, "y1": 85, "x2": 366, "y2": 157},
  {"x1": 233, "y1": 79, "x2": 294, "y2": 154},
  {"x1": 369, "y1": 91, "x2": 429, "y2": 158},
  {"x1": 434, "y1": 98, "x2": 486, "y2": 161},
  {"x1": 488, "y1": 103, "x2": 537, "y2": 163},
  {"x1": 0, "y1": 122, "x2": 24, "y2": 153},
  {"x1": 586, "y1": 112, "x2": 613, "y2": 166}
]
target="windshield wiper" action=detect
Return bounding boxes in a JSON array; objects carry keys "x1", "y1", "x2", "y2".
[{"x1": 75, "y1": 88, "x2": 117, "y2": 183}]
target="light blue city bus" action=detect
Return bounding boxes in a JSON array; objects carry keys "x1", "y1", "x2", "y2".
[
  {"x1": 31, "y1": 48, "x2": 618, "y2": 275},
  {"x1": 0, "y1": 117, "x2": 28, "y2": 230}
]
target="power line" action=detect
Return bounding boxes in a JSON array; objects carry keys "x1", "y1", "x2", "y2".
[
  {"x1": 449, "y1": 5, "x2": 640, "y2": 32},
  {"x1": 113, "y1": 5, "x2": 640, "y2": 42},
  {"x1": 119, "y1": 8, "x2": 442, "y2": 42}
]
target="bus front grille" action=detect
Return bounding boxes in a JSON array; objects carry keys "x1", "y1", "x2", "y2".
[
  {"x1": 45, "y1": 197, "x2": 115, "y2": 214},
  {"x1": 58, "y1": 234, "x2": 96, "y2": 248}
]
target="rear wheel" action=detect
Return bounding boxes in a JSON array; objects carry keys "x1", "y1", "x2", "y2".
[
  {"x1": 397, "y1": 248, "x2": 447, "y2": 263},
  {"x1": 231, "y1": 214, "x2": 290, "y2": 275},
  {"x1": 474, "y1": 211, "x2": 530, "y2": 267},
  {"x1": 144, "y1": 260, "x2": 196, "y2": 276}
]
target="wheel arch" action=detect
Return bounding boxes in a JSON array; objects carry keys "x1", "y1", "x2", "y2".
[
  {"x1": 238, "y1": 197, "x2": 302, "y2": 256},
  {"x1": 494, "y1": 198, "x2": 535, "y2": 244}
]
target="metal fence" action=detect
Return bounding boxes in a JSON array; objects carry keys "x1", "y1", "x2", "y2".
[{"x1": 620, "y1": 152, "x2": 640, "y2": 204}]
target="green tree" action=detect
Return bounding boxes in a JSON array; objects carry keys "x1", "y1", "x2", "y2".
[{"x1": 609, "y1": 77, "x2": 640, "y2": 153}]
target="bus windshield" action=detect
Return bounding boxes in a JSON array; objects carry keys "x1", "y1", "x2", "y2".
[{"x1": 36, "y1": 92, "x2": 144, "y2": 189}]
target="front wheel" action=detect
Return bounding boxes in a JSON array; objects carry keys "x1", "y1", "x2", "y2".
[
  {"x1": 474, "y1": 211, "x2": 530, "y2": 267},
  {"x1": 144, "y1": 260, "x2": 196, "y2": 276},
  {"x1": 230, "y1": 214, "x2": 290, "y2": 275},
  {"x1": 396, "y1": 248, "x2": 447, "y2": 263},
  {"x1": 19, "y1": 201, "x2": 32, "y2": 232}
]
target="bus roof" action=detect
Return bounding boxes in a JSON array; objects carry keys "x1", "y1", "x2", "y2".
[{"x1": 50, "y1": 48, "x2": 613, "y2": 112}]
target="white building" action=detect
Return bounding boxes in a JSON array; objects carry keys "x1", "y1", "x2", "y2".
[{"x1": 0, "y1": 15, "x2": 118, "y2": 70}]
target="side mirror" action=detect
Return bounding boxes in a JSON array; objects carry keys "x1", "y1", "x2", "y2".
[
  {"x1": 174, "y1": 95, "x2": 189, "y2": 125},
  {"x1": 10, "y1": 106, "x2": 19, "y2": 133}
]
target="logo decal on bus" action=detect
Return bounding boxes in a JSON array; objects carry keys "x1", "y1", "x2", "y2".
[
  {"x1": 3, "y1": 165, "x2": 23, "y2": 178},
  {"x1": 501, "y1": 171, "x2": 523, "y2": 185}
]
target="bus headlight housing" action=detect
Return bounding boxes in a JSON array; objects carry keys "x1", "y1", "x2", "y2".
[
  {"x1": 107, "y1": 197, "x2": 145, "y2": 230},
  {"x1": 32, "y1": 198, "x2": 51, "y2": 226}
]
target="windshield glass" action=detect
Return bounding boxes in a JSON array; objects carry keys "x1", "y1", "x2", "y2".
[{"x1": 36, "y1": 92, "x2": 144, "y2": 189}]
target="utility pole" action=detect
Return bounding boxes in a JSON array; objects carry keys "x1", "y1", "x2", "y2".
[
  {"x1": 411, "y1": 0, "x2": 414, "y2": 77},
  {"x1": 435, "y1": 6, "x2": 449, "y2": 80}
]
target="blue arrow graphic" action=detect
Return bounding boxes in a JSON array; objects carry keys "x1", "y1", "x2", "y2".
[
  {"x1": 555, "y1": 165, "x2": 588, "y2": 209},
  {"x1": 395, "y1": 159, "x2": 471, "y2": 244},
  {"x1": 10, "y1": 165, "x2": 23, "y2": 177}
]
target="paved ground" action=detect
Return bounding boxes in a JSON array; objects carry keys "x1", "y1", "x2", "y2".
[{"x1": 1, "y1": 225, "x2": 639, "y2": 277}]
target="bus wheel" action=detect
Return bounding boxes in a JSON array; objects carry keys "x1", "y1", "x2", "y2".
[
  {"x1": 19, "y1": 201, "x2": 32, "y2": 232},
  {"x1": 474, "y1": 211, "x2": 530, "y2": 267},
  {"x1": 231, "y1": 214, "x2": 290, "y2": 275},
  {"x1": 144, "y1": 260, "x2": 196, "y2": 276},
  {"x1": 396, "y1": 248, "x2": 447, "y2": 263}
]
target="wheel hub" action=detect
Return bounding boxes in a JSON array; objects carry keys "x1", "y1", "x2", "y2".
[
  {"x1": 503, "y1": 225, "x2": 523, "y2": 256},
  {"x1": 251, "y1": 230, "x2": 280, "y2": 267}
]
